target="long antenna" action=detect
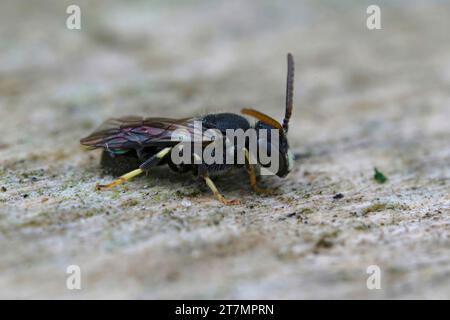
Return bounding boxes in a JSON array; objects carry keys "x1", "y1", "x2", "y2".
[{"x1": 283, "y1": 53, "x2": 294, "y2": 133}]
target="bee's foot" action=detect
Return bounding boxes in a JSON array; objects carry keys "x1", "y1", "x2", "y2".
[
  {"x1": 95, "y1": 169, "x2": 143, "y2": 191},
  {"x1": 95, "y1": 180, "x2": 123, "y2": 190},
  {"x1": 95, "y1": 183, "x2": 110, "y2": 190},
  {"x1": 220, "y1": 198, "x2": 242, "y2": 206}
]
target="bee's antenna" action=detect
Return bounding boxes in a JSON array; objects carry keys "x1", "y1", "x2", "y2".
[{"x1": 283, "y1": 53, "x2": 294, "y2": 133}]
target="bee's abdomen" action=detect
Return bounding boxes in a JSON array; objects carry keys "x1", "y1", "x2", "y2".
[{"x1": 100, "y1": 150, "x2": 141, "y2": 177}]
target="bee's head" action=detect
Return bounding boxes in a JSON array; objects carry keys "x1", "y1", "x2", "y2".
[
  {"x1": 242, "y1": 53, "x2": 295, "y2": 178},
  {"x1": 254, "y1": 121, "x2": 294, "y2": 177}
]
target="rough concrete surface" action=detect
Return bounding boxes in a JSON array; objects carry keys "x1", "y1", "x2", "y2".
[{"x1": 0, "y1": 0, "x2": 449, "y2": 299}]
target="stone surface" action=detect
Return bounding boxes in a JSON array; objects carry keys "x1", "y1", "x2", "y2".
[{"x1": 0, "y1": 0, "x2": 449, "y2": 299}]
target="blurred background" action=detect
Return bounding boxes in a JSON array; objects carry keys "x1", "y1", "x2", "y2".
[{"x1": 0, "y1": 0, "x2": 449, "y2": 299}]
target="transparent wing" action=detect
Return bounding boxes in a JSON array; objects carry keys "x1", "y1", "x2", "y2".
[{"x1": 80, "y1": 116, "x2": 215, "y2": 151}]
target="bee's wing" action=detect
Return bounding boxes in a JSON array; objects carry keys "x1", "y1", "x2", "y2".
[{"x1": 80, "y1": 116, "x2": 214, "y2": 151}]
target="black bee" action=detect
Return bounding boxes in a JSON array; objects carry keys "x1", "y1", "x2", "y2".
[{"x1": 80, "y1": 53, "x2": 295, "y2": 205}]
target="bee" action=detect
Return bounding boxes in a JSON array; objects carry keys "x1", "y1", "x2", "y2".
[{"x1": 80, "y1": 53, "x2": 295, "y2": 205}]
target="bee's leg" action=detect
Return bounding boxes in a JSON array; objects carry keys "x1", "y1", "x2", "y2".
[
  {"x1": 197, "y1": 164, "x2": 241, "y2": 205},
  {"x1": 96, "y1": 147, "x2": 172, "y2": 190},
  {"x1": 96, "y1": 168, "x2": 143, "y2": 190},
  {"x1": 243, "y1": 148, "x2": 274, "y2": 194},
  {"x1": 203, "y1": 175, "x2": 242, "y2": 205},
  {"x1": 139, "y1": 147, "x2": 172, "y2": 171}
]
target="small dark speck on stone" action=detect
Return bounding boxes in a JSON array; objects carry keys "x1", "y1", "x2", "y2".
[
  {"x1": 333, "y1": 193, "x2": 344, "y2": 200},
  {"x1": 374, "y1": 167, "x2": 388, "y2": 184},
  {"x1": 23, "y1": 194, "x2": 29, "y2": 198},
  {"x1": 1, "y1": 186, "x2": 7, "y2": 192},
  {"x1": 286, "y1": 212, "x2": 296, "y2": 218}
]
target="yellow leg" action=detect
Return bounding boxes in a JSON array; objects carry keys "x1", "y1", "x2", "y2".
[
  {"x1": 96, "y1": 147, "x2": 171, "y2": 190},
  {"x1": 243, "y1": 148, "x2": 274, "y2": 194},
  {"x1": 203, "y1": 176, "x2": 241, "y2": 205},
  {"x1": 96, "y1": 168, "x2": 143, "y2": 190}
]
